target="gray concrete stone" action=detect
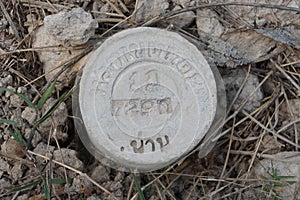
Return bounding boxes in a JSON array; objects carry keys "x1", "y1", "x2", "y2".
[
  {"x1": 168, "y1": 6, "x2": 195, "y2": 28},
  {"x1": 91, "y1": 164, "x2": 110, "y2": 183},
  {"x1": 133, "y1": 0, "x2": 169, "y2": 23},
  {"x1": 197, "y1": 9, "x2": 224, "y2": 38},
  {"x1": 44, "y1": 8, "x2": 98, "y2": 46},
  {"x1": 77, "y1": 27, "x2": 225, "y2": 172},
  {"x1": 53, "y1": 148, "x2": 83, "y2": 177},
  {"x1": 21, "y1": 107, "x2": 37, "y2": 125},
  {"x1": 31, "y1": 10, "x2": 94, "y2": 89}
]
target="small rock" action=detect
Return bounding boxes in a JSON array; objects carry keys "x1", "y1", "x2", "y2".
[
  {"x1": 38, "y1": 98, "x2": 68, "y2": 133},
  {"x1": 92, "y1": 1, "x2": 110, "y2": 19},
  {"x1": 168, "y1": 6, "x2": 195, "y2": 28},
  {"x1": 44, "y1": 8, "x2": 98, "y2": 46},
  {"x1": 109, "y1": 181, "x2": 122, "y2": 192},
  {"x1": 0, "y1": 178, "x2": 11, "y2": 194},
  {"x1": 0, "y1": 158, "x2": 10, "y2": 173},
  {"x1": 9, "y1": 162, "x2": 26, "y2": 183},
  {"x1": 261, "y1": 134, "x2": 283, "y2": 154},
  {"x1": 197, "y1": 9, "x2": 224, "y2": 38},
  {"x1": 53, "y1": 148, "x2": 83, "y2": 170},
  {"x1": 91, "y1": 164, "x2": 111, "y2": 183},
  {"x1": 279, "y1": 99, "x2": 300, "y2": 136},
  {"x1": 133, "y1": 0, "x2": 169, "y2": 23},
  {"x1": 223, "y1": 69, "x2": 263, "y2": 112},
  {"x1": 5, "y1": 86, "x2": 15, "y2": 98},
  {"x1": 0, "y1": 74, "x2": 13, "y2": 95},
  {"x1": 21, "y1": 107, "x2": 38, "y2": 125},
  {"x1": 8, "y1": 87, "x2": 28, "y2": 108},
  {"x1": 31, "y1": 25, "x2": 89, "y2": 89},
  {"x1": 53, "y1": 148, "x2": 83, "y2": 177},
  {"x1": 0, "y1": 18, "x2": 7, "y2": 30},
  {"x1": 251, "y1": 152, "x2": 300, "y2": 199},
  {"x1": 33, "y1": 142, "x2": 55, "y2": 164},
  {"x1": 87, "y1": 195, "x2": 100, "y2": 200},
  {"x1": 173, "y1": 0, "x2": 196, "y2": 7},
  {"x1": 24, "y1": 128, "x2": 42, "y2": 148},
  {"x1": 114, "y1": 171, "x2": 124, "y2": 182},
  {"x1": 67, "y1": 176, "x2": 92, "y2": 194},
  {"x1": 280, "y1": 99, "x2": 300, "y2": 118},
  {"x1": 16, "y1": 194, "x2": 29, "y2": 200}
]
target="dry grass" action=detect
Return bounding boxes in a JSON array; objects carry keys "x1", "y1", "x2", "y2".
[{"x1": 0, "y1": 0, "x2": 299, "y2": 199}]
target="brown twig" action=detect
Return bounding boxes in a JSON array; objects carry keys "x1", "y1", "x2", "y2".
[
  {"x1": 0, "y1": 0, "x2": 21, "y2": 40},
  {"x1": 28, "y1": 150, "x2": 119, "y2": 200}
]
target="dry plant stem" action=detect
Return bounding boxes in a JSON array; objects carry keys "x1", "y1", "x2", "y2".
[
  {"x1": 0, "y1": 45, "x2": 87, "y2": 56},
  {"x1": 11, "y1": 191, "x2": 20, "y2": 200},
  {"x1": 8, "y1": 68, "x2": 42, "y2": 97},
  {"x1": 0, "y1": 152, "x2": 34, "y2": 167},
  {"x1": 230, "y1": 150, "x2": 300, "y2": 162},
  {"x1": 178, "y1": 68, "x2": 274, "y2": 166},
  {"x1": 106, "y1": 0, "x2": 126, "y2": 17},
  {"x1": 126, "y1": 178, "x2": 134, "y2": 200},
  {"x1": 166, "y1": 2, "x2": 300, "y2": 18},
  {"x1": 153, "y1": 181, "x2": 165, "y2": 200},
  {"x1": 20, "y1": 0, "x2": 69, "y2": 12},
  {"x1": 185, "y1": 176, "x2": 201, "y2": 200},
  {"x1": 27, "y1": 150, "x2": 119, "y2": 200},
  {"x1": 282, "y1": 86, "x2": 299, "y2": 150},
  {"x1": 271, "y1": 59, "x2": 300, "y2": 95},
  {"x1": 277, "y1": 118, "x2": 300, "y2": 134},
  {"x1": 150, "y1": 173, "x2": 175, "y2": 199},
  {"x1": 209, "y1": 183, "x2": 233, "y2": 198},
  {"x1": 92, "y1": 11, "x2": 125, "y2": 17},
  {"x1": 0, "y1": 0, "x2": 21, "y2": 40},
  {"x1": 212, "y1": 70, "x2": 274, "y2": 143},
  {"x1": 281, "y1": 60, "x2": 300, "y2": 67},
  {"x1": 33, "y1": 44, "x2": 97, "y2": 103},
  {"x1": 227, "y1": 65, "x2": 251, "y2": 115},
  {"x1": 118, "y1": 0, "x2": 129, "y2": 13},
  {"x1": 214, "y1": 116, "x2": 236, "y2": 192},
  {"x1": 96, "y1": 18, "x2": 125, "y2": 23},
  {"x1": 245, "y1": 97, "x2": 280, "y2": 177},
  {"x1": 220, "y1": 184, "x2": 255, "y2": 199},
  {"x1": 242, "y1": 110, "x2": 300, "y2": 148},
  {"x1": 52, "y1": 128, "x2": 71, "y2": 200},
  {"x1": 130, "y1": 165, "x2": 175, "y2": 200}
]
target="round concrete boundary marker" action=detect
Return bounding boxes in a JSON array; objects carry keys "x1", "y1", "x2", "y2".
[{"x1": 73, "y1": 27, "x2": 226, "y2": 172}]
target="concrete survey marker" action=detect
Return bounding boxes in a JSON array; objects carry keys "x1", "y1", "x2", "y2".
[{"x1": 77, "y1": 27, "x2": 220, "y2": 172}]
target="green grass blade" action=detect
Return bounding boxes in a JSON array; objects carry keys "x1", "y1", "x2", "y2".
[
  {"x1": 6, "y1": 179, "x2": 42, "y2": 194},
  {"x1": 36, "y1": 79, "x2": 56, "y2": 110},
  {"x1": 132, "y1": 173, "x2": 145, "y2": 200},
  {"x1": 0, "y1": 87, "x2": 35, "y2": 108},
  {"x1": 43, "y1": 178, "x2": 51, "y2": 200},
  {"x1": 0, "y1": 118, "x2": 19, "y2": 125},
  {"x1": 276, "y1": 175, "x2": 296, "y2": 179},
  {"x1": 9, "y1": 129, "x2": 25, "y2": 147},
  {"x1": 35, "y1": 86, "x2": 75, "y2": 126}
]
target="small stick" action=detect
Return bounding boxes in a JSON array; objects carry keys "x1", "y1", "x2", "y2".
[
  {"x1": 28, "y1": 150, "x2": 119, "y2": 200},
  {"x1": 0, "y1": 0, "x2": 21, "y2": 40},
  {"x1": 271, "y1": 59, "x2": 300, "y2": 96}
]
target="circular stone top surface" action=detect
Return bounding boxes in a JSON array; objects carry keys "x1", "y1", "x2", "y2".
[{"x1": 79, "y1": 27, "x2": 217, "y2": 172}]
